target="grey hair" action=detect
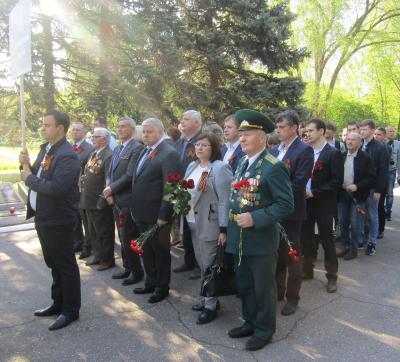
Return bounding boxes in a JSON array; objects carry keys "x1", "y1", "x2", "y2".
[
  {"x1": 142, "y1": 117, "x2": 165, "y2": 132},
  {"x1": 347, "y1": 131, "x2": 362, "y2": 142},
  {"x1": 119, "y1": 117, "x2": 136, "y2": 129},
  {"x1": 184, "y1": 110, "x2": 202, "y2": 125},
  {"x1": 94, "y1": 127, "x2": 110, "y2": 142}
]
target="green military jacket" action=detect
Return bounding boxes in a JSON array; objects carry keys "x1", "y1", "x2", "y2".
[
  {"x1": 226, "y1": 149, "x2": 294, "y2": 256},
  {"x1": 79, "y1": 146, "x2": 113, "y2": 210}
]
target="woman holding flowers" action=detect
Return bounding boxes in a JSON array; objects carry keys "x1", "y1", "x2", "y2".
[{"x1": 183, "y1": 132, "x2": 233, "y2": 325}]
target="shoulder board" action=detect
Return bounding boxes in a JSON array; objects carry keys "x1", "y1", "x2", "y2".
[{"x1": 264, "y1": 153, "x2": 278, "y2": 165}]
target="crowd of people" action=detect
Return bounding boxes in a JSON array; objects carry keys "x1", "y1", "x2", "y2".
[{"x1": 19, "y1": 108, "x2": 399, "y2": 351}]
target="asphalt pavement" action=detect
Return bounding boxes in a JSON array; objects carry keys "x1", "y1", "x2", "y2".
[{"x1": 1, "y1": 189, "x2": 400, "y2": 361}]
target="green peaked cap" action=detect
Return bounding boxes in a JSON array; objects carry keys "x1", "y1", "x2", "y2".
[{"x1": 235, "y1": 109, "x2": 275, "y2": 133}]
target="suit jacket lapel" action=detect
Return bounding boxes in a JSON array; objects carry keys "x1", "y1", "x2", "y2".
[
  {"x1": 136, "y1": 141, "x2": 163, "y2": 178},
  {"x1": 192, "y1": 164, "x2": 214, "y2": 208},
  {"x1": 283, "y1": 137, "x2": 300, "y2": 161}
]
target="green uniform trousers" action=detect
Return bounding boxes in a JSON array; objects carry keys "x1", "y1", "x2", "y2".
[{"x1": 234, "y1": 253, "x2": 277, "y2": 341}]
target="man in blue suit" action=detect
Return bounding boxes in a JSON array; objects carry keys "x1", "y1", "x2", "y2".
[
  {"x1": 221, "y1": 114, "x2": 245, "y2": 173},
  {"x1": 270, "y1": 110, "x2": 314, "y2": 316},
  {"x1": 20, "y1": 110, "x2": 81, "y2": 331}
]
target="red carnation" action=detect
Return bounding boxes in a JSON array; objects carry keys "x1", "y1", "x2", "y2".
[
  {"x1": 167, "y1": 173, "x2": 182, "y2": 183},
  {"x1": 233, "y1": 180, "x2": 250, "y2": 191},
  {"x1": 130, "y1": 240, "x2": 144, "y2": 256},
  {"x1": 186, "y1": 179, "x2": 195, "y2": 189},
  {"x1": 314, "y1": 160, "x2": 323, "y2": 171}
]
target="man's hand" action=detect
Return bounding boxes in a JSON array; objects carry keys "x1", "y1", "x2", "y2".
[
  {"x1": 373, "y1": 192, "x2": 381, "y2": 202},
  {"x1": 103, "y1": 186, "x2": 113, "y2": 198},
  {"x1": 20, "y1": 169, "x2": 32, "y2": 182},
  {"x1": 217, "y1": 233, "x2": 227, "y2": 246},
  {"x1": 306, "y1": 190, "x2": 314, "y2": 199},
  {"x1": 236, "y1": 212, "x2": 254, "y2": 228},
  {"x1": 346, "y1": 184, "x2": 358, "y2": 193},
  {"x1": 19, "y1": 149, "x2": 30, "y2": 165},
  {"x1": 157, "y1": 219, "x2": 168, "y2": 227},
  {"x1": 106, "y1": 196, "x2": 114, "y2": 205}
]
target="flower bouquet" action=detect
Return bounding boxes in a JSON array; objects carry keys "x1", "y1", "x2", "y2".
[
  {"x1": 130, "y1": 224, "x2": 159, "y2": 256},
  {"x1": 163, "y1": 173, "x2": 194, "y2": 218}
]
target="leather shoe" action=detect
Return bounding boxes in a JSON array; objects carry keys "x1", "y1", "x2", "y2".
[
  {"x1": 192, "y1": 300, "x2": 220, "y2": 312},
  {"x1": 197, "y1": 308, "x2": 217, "y2": 325},
  {"x1": 281, "y1": 301, "x2": 298, "y2": 316},
  {"x1": 245, "y1": 336, "x2": 271, "y2": 351},
  {"x1": 133, "y1": 286, "x2": 155, "y2": 294},
  {"x1": 97, "y1": 263, "x2": 115, "y2": 271},
  {"x1": 79, "y1": 251, "x2": 91, "y2": 259},
  {"x1": 34, "y1": 305, "x2": 60, "y2": 317},
  {"x1": 48, "y1": 314, "x2": 78, "y2": 331},
  {"x1": 173, "y1": 264, "x2": 194, "y2": 273},
  {"x1": 148, "y1": 290, "x2": 169, "y2": 303},
  {"x1": 326, "y1": 279, "x2": 337, "y2": 293},
  {"x1": 122, "y1": 273, "x2": 143, "y2": 286},
  {"x1": 85, "y1": 259, "x2": 100, "y2": 266},
  {"x1": 228, "y1": 324, "x2": 254, "y2": 338},
  {"x1": 336, "y1": 248, "x2": 348, "y2": 258},
  {"x1": 344, "y1": 250, "x2": 357, "y2": 260},
  {"x1": 112, "y1": 269, "x2": 131, "y2": 279}
]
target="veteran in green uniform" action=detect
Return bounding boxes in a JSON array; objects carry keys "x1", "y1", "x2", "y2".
[{"x1": 226, "y1": 109, "x2": 294, "y2": 351}]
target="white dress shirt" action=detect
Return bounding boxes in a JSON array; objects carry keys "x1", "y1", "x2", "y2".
[{"x1": 222, "y1": 140, "x2": 240, "y2": 164}]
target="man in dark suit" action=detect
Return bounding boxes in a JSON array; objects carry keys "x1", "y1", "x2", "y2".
[
  {"x1": 131, "y1": 117, "x2": 182, "y2": 303},
  {"x1": 271, "y1": 110, "x2": 314, "y2": 315},
  {"x1": 20, "y1": 110, "x2": 81, "y2": 331},
  {"x1": 70, "y1": 122, "x2": 93, "y2": 255},
  {"x1": 336, "y1": 132, "x2": 375, "y2": 260},
  {"x1": 301, "y1": 118, "x2": 343, "y2": 293},
  {"x1": 80, "y1": 127, "x2": 115, "y2": 270},
  {"x1": 173, "y1": 110, "x2": 203, "y2": 277},
  {"x1": 221, "y1": 114, "x2": 245, "y2": 173},
  {"x1": 102, "y1": 117, "x2": 145, "y2": 285},
  {"x1": 359, "y1": 120, "x2": 389, "y2": 255}
]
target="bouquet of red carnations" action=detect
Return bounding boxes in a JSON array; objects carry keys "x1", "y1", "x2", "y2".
[{"x1": 163, "y1": 173, "x2": 195, "y2": 218}]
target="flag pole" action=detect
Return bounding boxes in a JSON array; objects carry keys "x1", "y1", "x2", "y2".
[{"x1": 19, "y1": 75, "x2": 26, "y2": 151}]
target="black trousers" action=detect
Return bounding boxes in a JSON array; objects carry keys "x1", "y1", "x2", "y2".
[
  {"x1": 276, "y1": 220, "x2": 303, "y2": 303},
  {"x1": 86, "y1": 208, "x2": 115, "y2": 264},
  {"x1": 81, "y1": 209, "x2": 91, "y2": 253},
  {"x1": 182, "y1": 218, "x2": 197, "y2": 269},
  {"x1": 301, "y1": 205, "x2": 338, "y2": 281},
  {"x1": 378, "y1": 188, "x2": 387, "y2": 234},
  {"x1": 137, "y1": 222, "x2": 171, "y2": 292},
  {"x1": 112, "y1": 207, "x2": 143, "y2": 275},
  {"x1": 72, "y1": 209, "x2": 84, "y2": 249},
  {"x1": 36, "y1": 223, "x2": 81, "y2": 317}
]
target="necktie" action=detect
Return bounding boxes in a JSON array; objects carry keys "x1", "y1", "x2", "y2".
[
  {"x1": 109, "y1": 145, "x2": 124, "y2": 182},
  {"x1": 136, "y1": 147, "x2": 152, "y2": 175},
  {"x1": 241, "y1": 159, "x2": 249, "y2": 176}
]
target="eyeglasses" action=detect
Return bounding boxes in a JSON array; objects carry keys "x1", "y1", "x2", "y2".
[
  {"x1": 194, "y1": 143, "x2": 211, "y2": 148},
  {"x1": 92, "y1": 135, "x2": 104, "y2": 138}
]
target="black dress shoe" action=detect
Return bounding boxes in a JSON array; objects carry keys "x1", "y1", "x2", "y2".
[
  {"x1": 173, "y1": 264, "x2": 194, "y2": 273},
  {"x1": 228, "y1": 324, "x2": 254, "y2": 338},
  {"x1": 79, "y1": 250, "x2": 91, "y2": 259},
  {"x1": 192, "y1": 300, "x2": 220, "y2": 311},
  {"x1": 197, "y1": 308, "x2": 217, "y2": 325},
  {"x1": 122, "y1": 273, "x2": 143, "y2": 286},
  {"x1": 148, "y1": 291, "x2": 169, "y2": 303},
  {"x1": 245, "y1": 336, "x2": 271, "y2": 351},
  {"x1": 133, "y1": 286, "x2": 155, "y2": 294},
  {"x1": 326, "y1": 279, "x2": 337, "y2": 293},
  {"x1": 344, "y1": 250, "x2": 358, "y2": 260},
  {"x1": 112, "y1": 269, "x2": 131, "y2": 279},
  {"x1": 281, "y1": 301, "x2": 298, "y2": 316},
  {"x1": 34, "y1": 305, "x2": 61, "y2": 317},
  {"x1": 48, "y1": 314, "x2": 78, "y2": 331}
]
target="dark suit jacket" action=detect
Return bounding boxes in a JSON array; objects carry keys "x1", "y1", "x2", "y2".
[
  {"x1": 221, "y1": 143, "x2": 245, "y2": 173},
  {"x1": 25, "y1": 137, "x2": 80, "y2": 226},
  {"x1": 131, "y1": 140, "x2": 182, "y2": 224},
  {"x1": 73, "y1": 140, "x2": 93, "y2": 174},
  {"x1": 340, "y1": 149, "x2": 375, "y2": 203},
  {"x1": 271, "y1": 137, "x2": 314, "y2": 221},
  {"x1": 309, "y1": 143, "x2": 344, "y2": 210},
  {"x1": 80, "y1": 146, "x2": 113, "y2": 210},
  {"x1": 363, "y1": 138, "x2": 389, "y2": 194},
  {"x1": 174, "y1": 131, "x2": 202, "y2": 173},
  {"x1": 108, "y1": 139, "x2": 144, "y2": 208}
]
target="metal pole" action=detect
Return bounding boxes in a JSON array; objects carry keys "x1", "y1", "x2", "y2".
[{"x1": 19, "y1": 75, "x2": 26, "y2": 151}]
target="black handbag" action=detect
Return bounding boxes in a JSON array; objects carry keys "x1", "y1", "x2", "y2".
[{"x1": 200, "y1": 245, "x2": 237, "y2": 297}]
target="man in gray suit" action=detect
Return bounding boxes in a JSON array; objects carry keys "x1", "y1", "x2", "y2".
[
  {"x1": 80, "y1": 128, "x2": 115, "y2": 271},
  {"x1": 102, "y1": 117, "x2": 145, "y2": 285},
  {"x1": 70, "y1": 122, "x2": 94, "y2": 255},
  {"x1": 131, "y1": 118, "x2": 182, "y2": 303}
]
